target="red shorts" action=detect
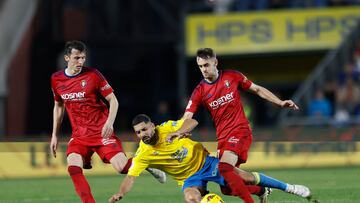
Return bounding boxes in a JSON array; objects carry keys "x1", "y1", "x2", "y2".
[
  {"x1": 217, "y1": 128, "x2": 253, "y2": 167},
  {"x1": 66, "y1": 136, "x2": 124, "y2": 163}
]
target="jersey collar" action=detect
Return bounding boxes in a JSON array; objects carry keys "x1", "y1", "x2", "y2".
[
  {"x1": 203, "y1": 70, "x2": 221, "y2": 85},
  {"x1": 64, "y1": 67, "x2": 83, "y2": 78}
]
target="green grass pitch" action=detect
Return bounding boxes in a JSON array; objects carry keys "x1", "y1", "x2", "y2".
[{"x1": 0, "y1": 167, "x2": 359, "y2": 203}]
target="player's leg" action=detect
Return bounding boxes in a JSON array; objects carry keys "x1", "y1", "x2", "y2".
[
  {"x1": 98, "y1": 137, "x2": 166, "y2": 183},
  {"x1": 234, "y1": 167, "x2": 311, "y2": 199},
  {"x1": 109, "y1": 152, "x2": 166, "y2": 183},
  {"x1": 82, "y1": 150, "x2": 94, "y2": 169},
  {"x1": 220, "y1": 185, "x2": 271, "y2": 203},
  {"x1": 109, "y1": 152, "x2": 132, "y2": 174},
  {"x1": 182, "y1": 155, "x2": 218, "y2": 202},
  {"x1": 95, "y1": 137, "x2": 132, "y2": 174},
  {"x1": 216, "y1": 164, "x2": 268, "y2": 201},
  {"x1": 67, "y1": 142, "x2": 96, "y2": 203},
  {"x1": 218, "y1": 152, "x2": 254, "y2": 203},
  {"x1": 183, "y1": 187, "x2": 204, "y2": 203}
]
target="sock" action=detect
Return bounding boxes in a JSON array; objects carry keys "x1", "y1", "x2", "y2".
[
  {"x1": 219, "y1": 162, "x2": 254, "y2": 203},
  {"x1": 221, "y1": 185, "x2": 263, "y2": 196},
  {"x1": 120, "y1": 158, "x2": 132, "y2": 174},
  {"x1": 246, "y1": 185, "x2": 263, "y2": 196},
  {"x1": 68, "y1": 166, "x2": 95, "y2": 203},
  {"x1": 253, "y1": 172, "x2": 287, "y2": 191}
]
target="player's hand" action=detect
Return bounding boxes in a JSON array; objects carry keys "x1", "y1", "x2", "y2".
[
  {"x1": 108, "y1": 193, "x2": 123, "y2": 203},
  {"x1": 280, "y1": 100, "x2": 299, "y2": 110},
  {"x1": 102, "y1": 122, "x2": 114, "y2": 138},
  {"x1": 50, "y1": 135, "x2": 58, "y2": 158}
]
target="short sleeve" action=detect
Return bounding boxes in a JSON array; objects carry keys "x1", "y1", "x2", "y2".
[
  {"x1": 50, "y1": 77, "x2": 62, "y2": 102},
  {"x1": 160, "y1": 119, "x2": 185, "y2": 132},
  {"x1": 235, "y1": 71, "x2": 252, "y2": 90},
  {"x1": 185, "y1": 85, "x2": 202, "y2": 114},
  {"x1": 127, "y1": 149, "x2": 149, "y2": 177},
  {"x1": 94, "y1": 69, "x2": 114, "y2": 97}
]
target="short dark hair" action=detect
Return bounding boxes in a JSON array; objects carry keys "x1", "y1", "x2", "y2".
[
  {"x1": 64, "y1": 40, "x2": 87, "y2": 55},
  {"x1": 132, "y1": 114, "x2": 152, "y2": 126},
  {"x1": 197, "y1": 48, "x2": 216, "y2": 59}
]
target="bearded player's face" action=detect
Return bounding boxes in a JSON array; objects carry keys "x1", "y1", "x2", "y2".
[{"x1": 133, "y1": 122, "x2": 157, "y2": 145}]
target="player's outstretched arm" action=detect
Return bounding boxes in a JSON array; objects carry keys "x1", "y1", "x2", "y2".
[
  {"x1": 50, "y1": 101, "x2": 65, "y2": 158},
  {"x1": 166, "y1": 118, "x2": 198, "y2": 142},
  {"x1": 102, "y1": 93, "x2": 119, "y2": 138},
  {"x1": 248, "y1": 83, "x2": 299, "y2": 110},
  {"x1": 182, "y1": 111, "x2": 194, "y2": 120},
  {"x1": 108, "y1": 175, "x2": 136, "y2": 203}
]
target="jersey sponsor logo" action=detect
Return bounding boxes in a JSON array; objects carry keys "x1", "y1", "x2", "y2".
[
  {"x1": 171, "y1": 147, "x2": 188, "y2": 163},
  {"x1": 102, "y1": 138, "x2": 116, "y2": 145},
  {"x1": 101, "y1": 84, "x2": 111, "y2": 91},
  {"x1": 81, "y1": 80, "x2": 87, "y2": 88},
  {"x1": 224, "y1": 80, "x2": 230, "y2": 88},
  {"x1": 208, "y1": 92, "x2": 234, "y2": 109},
  {"x1": 228, "y1": 136, "x2": 240, "y2": 144},
  {"x1": 61, "y1": 92, "x2": 86, "y2": 101},
  {"x1": 212, "y1": 163, "x2": 218, "y2": 176}
]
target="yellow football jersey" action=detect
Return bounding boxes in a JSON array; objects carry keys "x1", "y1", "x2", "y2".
[{"x1": 128, "y1": 119, "x2": 208, "y2": 186}]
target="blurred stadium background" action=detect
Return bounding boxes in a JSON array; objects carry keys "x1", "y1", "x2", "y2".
[{"x1": 0, "y1": 0, "x2": 360, "y2": 202}]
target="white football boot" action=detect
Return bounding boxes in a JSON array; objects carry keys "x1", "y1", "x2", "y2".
[
  {"x1": 146, "y1": 168, "x2": 167, "y2": 184},
  {"x1": 286, "y1": 184, "x2": 311, "y2": 198}
]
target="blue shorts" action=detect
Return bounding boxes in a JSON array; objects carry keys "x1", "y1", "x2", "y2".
[{"x1": 182, "y1": 156, "x2": 226, "y2": 191}]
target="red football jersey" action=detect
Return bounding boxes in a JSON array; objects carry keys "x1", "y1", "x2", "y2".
[
  {"x1": 186, "y1": 70, "x2": 252, "y2": 141},
  {"x1": 51, "y1": 67, "x2": 113, "y2": 139}
]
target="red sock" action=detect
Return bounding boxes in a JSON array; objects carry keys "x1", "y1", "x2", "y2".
[
  {"x1": 68, "y1": 166, "x2": 95, "y2": 203},
  {"x1": 221, "y1": 185, "x2": 263, "y2": 196},
  {"x1": 246, "y1": 185, "x2": 263, "y2": 196},
  {"x1": 120, "y1": 158, "x2": 132, "y2": 174},
  {"x1": 218, "y1": 162, "x2": 254, "y2": 203}
]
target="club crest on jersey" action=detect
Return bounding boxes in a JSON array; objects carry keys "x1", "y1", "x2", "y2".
[
  {"x1": 81, "y1": 80, "x2": 87, "y2": 88},
  {"x1": 224, "y1": 80, "x2": 230, "y2": 88}
]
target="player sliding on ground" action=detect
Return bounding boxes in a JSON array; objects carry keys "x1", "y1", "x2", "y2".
[{"x1": 109, "y1": 114, "x2": 313, "y2": 203}]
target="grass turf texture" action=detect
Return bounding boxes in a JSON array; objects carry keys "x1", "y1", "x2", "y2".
[{"x1": 0, "y1": 167, "x2": 358, "y2": 203}]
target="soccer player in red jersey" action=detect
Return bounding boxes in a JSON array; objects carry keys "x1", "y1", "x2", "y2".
[
  {"x1": 50, "y1": 41, "x2": 165, "y2": 203},
  {"x1": 183, "y1": 48, "x2": 313, "y2": 203}
]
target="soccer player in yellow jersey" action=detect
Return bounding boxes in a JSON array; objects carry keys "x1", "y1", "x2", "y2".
[{"x1": 108, "y1": 114, "x2": 270, "y2": 203}]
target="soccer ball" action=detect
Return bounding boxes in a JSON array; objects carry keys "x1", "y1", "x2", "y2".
[{"x1": 200, "y1": 193, "x2": 225, "y2": 203}]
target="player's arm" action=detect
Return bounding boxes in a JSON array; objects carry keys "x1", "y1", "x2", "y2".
[
  {"x1": 50, "y1": 101, "x2": 65, "y2": 158},
  {"x1": 108, "y1": 175, "x2": 137, "y2": 203},
  {"x1": 248, "y1": 83, "x2": 299, "y2": 110},
  {"x1": 102, "y1": 92, "x2": 119, "y2": 138},
  {"x1": 166, "y1": 118, "x2": 198, "y2": 142},
  {"x1": 182, "y1": 111, "x2": 194, "y2": 119}
]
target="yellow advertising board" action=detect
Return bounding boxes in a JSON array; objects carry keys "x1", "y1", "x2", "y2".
[
  {"x1": 0, "y1": 142, "x2": 359, "y2": 178},
  {"x1": 0, "y1": 142, "x2": 137, "y2": 178},
  {"x1": 185, "y1": 7, "x2": 360, "y2": 55}
]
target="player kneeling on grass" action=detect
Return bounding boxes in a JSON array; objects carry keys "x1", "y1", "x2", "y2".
[{"x1": 109, "y1": 114, "x2": 272, "y2": 203}]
